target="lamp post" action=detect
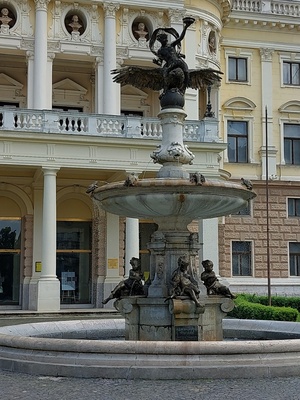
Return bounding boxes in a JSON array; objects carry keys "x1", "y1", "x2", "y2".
[
  {"x1": 265, "y1": 106, "x2": 271, "y2": 306},
  {"x1": 204, "y1": 86, "x2": 215, "y2": 118}
]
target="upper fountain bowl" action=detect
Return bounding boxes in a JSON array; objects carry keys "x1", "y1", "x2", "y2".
[{"x1": 92, "y1": 178, "x2": 256, "y2": 222}]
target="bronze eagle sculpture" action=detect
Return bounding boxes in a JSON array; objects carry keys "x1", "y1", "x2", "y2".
[{"x1": 112, "y1": 17, "x2": 222, "y2": 98}]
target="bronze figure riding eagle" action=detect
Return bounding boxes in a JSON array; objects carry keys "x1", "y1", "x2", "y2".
[{"x1": 111, "y1": 17, "x2": 222, "y2": 99}]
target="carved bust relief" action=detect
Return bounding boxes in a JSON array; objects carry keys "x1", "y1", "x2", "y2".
[
  {"x1": 0, "y1": 6, "x2": 16, "y2": 33},
  {"x1": 132, "y1": 19, "x2": 150, "y2": 42},
  {"x1": 65, "y1": 12, "x2": 85, "y2": 36},
  {"x1": 208, "y1": 30, "x2": 216, "y2": 54}
]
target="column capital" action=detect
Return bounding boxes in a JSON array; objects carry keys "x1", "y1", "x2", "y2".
[
  {"x1": 42, "y1": 167, "x2": 60, "y2": 176},
  {"x1": 168, "y1": 8, "x2": 186, "y2": 24},
  {"x1": 103, "y1": 2, "x2": 120, "y2": 17},
  {"x1": 47, "y1": 52, "x2": 55, "y2": 61},
  {"x1": 260, "y1": 48, "x2": 274, "y2": 62},
  {"x1": 26, "y1": 50, "x2": 34, "y2": 61},
  {"x1": 95, "y1": 54, "x2": 104, "y2": 65},
  {"x1": 34, "y1": 0, "x2": 50, "y2": 11}
]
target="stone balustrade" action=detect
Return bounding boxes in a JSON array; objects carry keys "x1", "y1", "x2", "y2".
[
  {"x1": 0, "y1": 108, "x2": 220, "y2": 143},
  {"x1": 232, "y1": 0, "x2": 300, "y2": 16}
]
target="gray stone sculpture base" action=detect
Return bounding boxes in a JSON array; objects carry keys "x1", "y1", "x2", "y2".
[
  {"x1": 115, "y1": 295, "x2": 234, "y2": 341},
  {"x1": 197, "y1": 296, "x2": 234, "y2": 341}
]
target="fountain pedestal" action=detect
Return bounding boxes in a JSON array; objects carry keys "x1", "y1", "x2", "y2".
[
  {"x1": 114, "y1": 226, "x2": 234, "y2": 341},
  {"x1": 115, "y1": 295, "x2": 234, "y2": 341}
]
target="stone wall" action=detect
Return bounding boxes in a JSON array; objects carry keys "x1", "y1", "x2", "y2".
[{"x1": 219, "y1": 181, "x2": 300, "y2": 281}]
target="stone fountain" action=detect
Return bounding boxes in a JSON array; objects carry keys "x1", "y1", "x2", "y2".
[{"x1": 92, "y1": 17, "x2": 256, "y2": 341}]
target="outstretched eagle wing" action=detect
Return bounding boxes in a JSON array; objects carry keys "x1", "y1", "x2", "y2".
[
  {"x1": 111, "y1": 66, "x2": 164, "y2": 91},
  {"x1": 188, "y1": 69, "x2": 223, "y2": 90}
]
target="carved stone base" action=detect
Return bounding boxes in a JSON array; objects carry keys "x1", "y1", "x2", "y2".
[
  {"x1": 114, "y1": 295, "x2": 234, "y2": 341},
  {"x1": 115, "y1": 296, "x2": 172, "y2": 341},
  {"x1": 170, "y1": 297, "x2": 205, "y2": 341},
  {"x1": 198, "y1": 296, "x2": 235, "y2": 341}
]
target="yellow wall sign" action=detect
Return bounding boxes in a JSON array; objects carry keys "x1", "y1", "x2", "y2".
[
  {"x1": 35, "y1": 262, "x2": 42, "y2": 272},
  {"x1": 108, "y1": 258, "x2": 119, "y2": 269}
]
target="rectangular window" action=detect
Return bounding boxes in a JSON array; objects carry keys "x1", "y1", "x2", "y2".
[
  {"x1": 288, "y1": 198, "x2": 300, "y2": 217},
  {"x1": 228, "y1": 121, "x2": 248, "y2": 163},
  {"x1": 284, "y1": 124, "x2": 300, "y2": 165},
  {"x1": 289, "y1": 242, "x2": 300, "y2": 276},
  {"x1": 57, "y1": 221, "x2": 92, "y2": 304},
  {"x1": 283, "y1": 62, "x2": 300, "y2": 86},
  {"x1": 232, "y1": 241, "x2": 252, "y2": 276},
  {"x1": 228, "y1": 57, "x2": 247, "y2": 82}
]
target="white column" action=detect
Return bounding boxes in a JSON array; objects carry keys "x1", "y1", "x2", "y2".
[
  {"x1": 102, "y1": 212, "x2": 121, "y2": 305},
  {"x1": 125, "y1": 218, "x2": 139, "y2": 277},
  {"x1": 168, "y1": 9, "x2": 185, "y2": 37},
  {"x1": 41, "y1": 168, "x2": 58, "y2": 279},
  {"x1": 103, "y1": 2, "x2": 120, "y2": 115},
  {"x1": 36, "y1": 167, "x2": 60, "y2": 311},
  {"x1": 33, "y1": 187, "x2": 43, "y2": 268},
  {"x1": 28, "y1": 186, "x2": 43, "y2": 309},
  {"x1": 95, "y1": 56, "x2": 104, "y2": 113},
  {"x1": 260, "y1": 48, "x2": 277, "y2": 179},
  {"x1": 261, "y1": 48, "x2": 274, "y2": 145},
  {"x1": 198, "y1": 218, "x2": 219, "y2": 275},
  {"x1": 184, "y1": 23, "x2": 198, "y2": 119},
  {"x1": 105, "y1": 212, "x2": 120, "y2": 281},
  {"x1": 33, "y1": 0, "x2": 50, "y2": 109},
  {"x1": 26, "y1": 51, "x2": 34, "y2": 109},
  {"x1": 47, "y1": 52, "x2": 55, "y2": 108}
]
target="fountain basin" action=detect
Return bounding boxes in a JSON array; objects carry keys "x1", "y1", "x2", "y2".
[
  {"x1": 93, "y1": 178, "x2": 256, "y2": 220},
  {"x1": 1, "y1": 319, "x2": 300, "y2": 379}
]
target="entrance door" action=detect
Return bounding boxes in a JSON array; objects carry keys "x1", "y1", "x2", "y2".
[
  {"x1": 0, "y1": 219, "x2": 21, "y2": 305},
  {"x1": 56, "y1": 221, "x2": 91, "y2": 304}
]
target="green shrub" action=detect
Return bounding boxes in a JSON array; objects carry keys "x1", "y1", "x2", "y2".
[
  {"x1": 228, "y1": 294, "x2": 298, "y2": 321},
  {"x1": 240, "y1": 294, "x2": 300, "y2": 312}
]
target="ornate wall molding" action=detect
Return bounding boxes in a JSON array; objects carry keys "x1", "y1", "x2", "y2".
[
  {"x1": 260, "y1": 48, "x2": 274, "y2": 62},
  {"x1": 103, "y1": 2, "x2": 120, "y2": 18},
  {"x1": 34, "y1": 0, "x2": 50, "y2": 11}
]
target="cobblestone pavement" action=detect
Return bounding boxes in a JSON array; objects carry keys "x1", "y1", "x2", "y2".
[{"x1": 1, "y1": 371, "x2": 300, "y2": 400}]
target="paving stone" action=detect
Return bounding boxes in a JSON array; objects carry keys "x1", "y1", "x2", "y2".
[{"x1": 1, "y1": 371, "x2": 300, "y2": 400}]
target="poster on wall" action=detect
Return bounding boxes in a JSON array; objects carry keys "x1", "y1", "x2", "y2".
[{"x1": 61, "y1": 271, "x2": 76, "y2": 291}]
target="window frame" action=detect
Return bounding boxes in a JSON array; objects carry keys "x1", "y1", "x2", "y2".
[
  {"x1": 287, "y1": 198, "x2": 300, "y2": 218},
  {"x1": 279, "y1": 118, "x2": 300, "y2": 165},
  {"x1": 228, "y1": 56, "x2": 248, "y2": 82},
  {"x1": 283, "y1": 123, "x2": 300, "y2": 165},
  {"x1": 280, "y1": 53, "x2": 300, "y2": 88},
  {"x1": 231, "y1": 240, "x2": 253, "y2": 277},
  {"x1": 224, "y1": 48, "x2": 252, "y2": 85},
  {"x1": 282, "y1": 60, "x2": 300, "y2": 87},
  {"x1": 227, "y1": 120, "x2": 249, "y2": 163},
  {"x1": 289, "y1": 242, "x2": 300, "y2": 277}
]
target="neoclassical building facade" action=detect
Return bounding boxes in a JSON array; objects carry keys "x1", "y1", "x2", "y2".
[{"x1": 0, "y1": 0, "x2": 300, "y2": 311}]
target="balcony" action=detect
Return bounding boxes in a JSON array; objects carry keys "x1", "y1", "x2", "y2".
[
  {"x1": 231, "y1": 0, "x2": 300, "y2": 16},
  {"x1": 0, "y1": 108, "x2": 220, "y2": 143}
]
